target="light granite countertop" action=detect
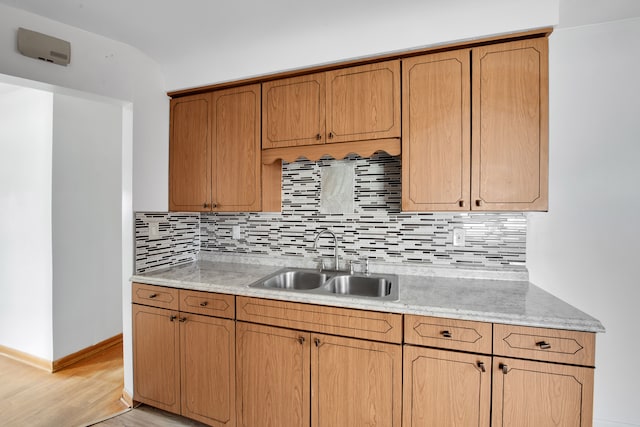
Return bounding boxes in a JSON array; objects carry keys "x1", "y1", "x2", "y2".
[{"x1": 131, "y1": 259, "x2": 605, "y2": 333}]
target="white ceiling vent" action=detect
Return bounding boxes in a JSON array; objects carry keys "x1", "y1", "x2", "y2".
[{"x1": 17, "y1": 27, "x2": 71, "y2": 66}]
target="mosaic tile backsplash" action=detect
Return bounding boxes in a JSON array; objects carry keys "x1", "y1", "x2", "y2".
[{"x1": 135, "y1": 153, "x2": 527, "y2": 273}]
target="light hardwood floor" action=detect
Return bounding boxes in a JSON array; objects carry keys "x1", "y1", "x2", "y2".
[
  {"x1": 0, "y1": 341, "x2": 210, "y2": 427},
  {"x1": 0, "y1": 343, "x2": 127, "y2": 427}
]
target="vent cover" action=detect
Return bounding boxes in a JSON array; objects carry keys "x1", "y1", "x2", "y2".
[{"x1": 17, "y1": 27, "x2": 71, "y2": 66}]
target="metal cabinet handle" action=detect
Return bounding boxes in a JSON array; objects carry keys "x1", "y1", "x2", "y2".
[
  {"x1": 199, "y1": 301, "x2": 208, "y2": 307},
  {"x1": 178, "y1": 317, "x2": 187, "y2": 323},
  {"x1": 169, "y1": 315, "x2": 177, "y2": 322},
  {"x1": 212, "y1": 203, "x2": 218, "y2": 208},
  {"x1": 475, "y1": 200, "x2": 483, "y2": 207},
  {"x1": 536, "y1": 340, "x2": 551, "y2": 350},
  {"x1": 149, "y1": 293, "x2": 157, "y2": 298},
  {"x1": 459, "y1": 200, "x2": 465, "y2": 208},
  {"x1": 314, "y1": 338, "x2": 321, "y2": 347},
  {"x1": 328, "y1": 131, "x2": 334, "y2": 139},
  {"x1": 477, "y1": 361, "x2": 486, "y2": 372},
  {"x1": 499, "y1": 363, "x2": 508, "y2": 374},
  {"x1": 441, "y1": 330, "x2": 452, "y2": 338},
  {"x1": 316, "y1": 133, "x2": 322, "y2": 140},
  {"x1": 203, "y1": 203, "x2": 209, "y2": 208},
  {"x1": 298, "y1": 336, "x2": 305, "y2": 345}
]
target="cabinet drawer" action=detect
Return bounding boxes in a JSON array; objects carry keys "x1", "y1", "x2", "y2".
[
  {"x1": 132, "y1": 283, "x2": 179, "y2": 310},
  {"x1": 236, "y1": 296, "x2": 402, "y2": 344},
  {"x1": 404, "y1": 314, "x2": 492, "y2": 354},
  {"x1": 179, "y1": 289, "x2": 235, "y2": 319},
  {"x1": 493, "y1": 324, "x2": 595, "y2": 367}
]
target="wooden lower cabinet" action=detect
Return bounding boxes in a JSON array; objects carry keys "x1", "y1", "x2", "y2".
[
  {"x1": 181, "y1": 314, "x2": 235, "y2": 427},
  {"x1": 492, "y1": 357, "x2": 594, "y2": 427},
  {"x1": 403, "y1": 346, "x2": 491, "y2": 427},
  {"x1": 312, "y1": 333, "x2": 402, "y2": 427},
  {"x1": 133, "y1": 303, "x2": 236, "y2": 427},
  {"x1": 132, "y1": 304, "x2": 180, "y2": 414},
  {"x1": 235, "y1": 322, "x2": 401, "y2": 427},
  {"x1": 236, "y1": 322, "x2": 310, "y2": 427}
]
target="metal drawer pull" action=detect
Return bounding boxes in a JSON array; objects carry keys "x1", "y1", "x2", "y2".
[
  {"x1": 477, "y1": 361, "x2": 486, "y2": 372},
  {"x1": 314, "y1": 338, "x2": 321, "y2": 347},
  {"x1": 328, "y1": 131, "x2": 335, "y2": 139},
  {"x1": 441, "y1": 330, "x2": 452, "y2": 338},
  {"x1": 536, "y1": 340, "x2": 551, "y2": 349},
  {"x1": 148, "y1": 293, "x2": 157, "y2": 298},
  {"x1": 459, "y1": 200, "x2": 465, "y2": 207},
  {"x1": 316, "y1": 133, "x2": 322, "y2": 140},
  {"x1": 298, "y1": 336, "x2": 305, "y2": 345},
  {"x1": 199, "y1": 301, "x2": 208, "y2": 307},
  {"x1": 499, "y1": 363, "x2": 508, "y2": 374},
  {"x1": 169, "y1": 315, "x2": 177, "y2": 322},
  {"x1": 179, "y1": 317, "x2": 187, "y2": 323}
]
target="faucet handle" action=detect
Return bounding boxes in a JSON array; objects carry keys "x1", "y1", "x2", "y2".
[
  {"x1": 318, "y1": 259, "x2": 326, "y2": 272},
  {"x1": 348, "y1": 260, "x2": 356, "y2": 274},
  {"x1": 362, "y1": 258, "x2": 370, "y2": 275}
]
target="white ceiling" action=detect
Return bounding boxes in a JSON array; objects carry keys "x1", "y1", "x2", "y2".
[{"x1": 2, "y1": 0, "x2": 639, "y2": 89}]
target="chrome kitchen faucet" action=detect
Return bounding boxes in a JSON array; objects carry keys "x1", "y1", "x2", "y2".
[{"x1": 313, "y1": 229, "x2": 339, "y2": 271}]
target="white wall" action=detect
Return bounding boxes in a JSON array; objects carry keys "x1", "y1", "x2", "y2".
[
  {"x1": 163, "y1": 0, "x2": 559, "y2": 91},
  {"x1": 0, "y1": 3, "x2": 168, "y2": 212},
  {"x1": 51, "y1": 93, "x2": 123, "y2": 359},
  {"x1": 528, "y1": 17, "x2": 640, "y2": 427},
  {"x1": 0, "y1": 3, "x2": 166, "y2": 394},
  {"x1": 0, "y1": 85, "x2": 53, "y2": 360}
]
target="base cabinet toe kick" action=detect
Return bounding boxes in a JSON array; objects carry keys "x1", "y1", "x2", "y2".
[{"x1": 132, "y1": 283, "x2": 597, "y2": 427}]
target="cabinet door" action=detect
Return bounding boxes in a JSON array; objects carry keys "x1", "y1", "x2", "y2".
[
  {"x1": 262, "y1": 73, "x2": 326, "y2": 148},
  {"x1": 181, "y1": 313, "x2": 235, "y2": 427},
  {"x1": 212, "y1": 84, "x2": 261, "y2": 212},
  {"x1": 311, "y1": 333, "x2": 401, "y2": 427},
  {"x1": 169, "y1": 93, "x2": 212, "y2": 212},
  {"x1": 132, "y1": 304, "x2": 180, "y2": 414},
  {"x1": 403, "y1": 346, "x2": 491, "y2": 427},
  {"x1": 472, "y1": 38, "x2": 549, "y2": 211},
  {"x1": 326, "y1": 60, "x2": 401, "y2": 143},
  {"x1": 402, "y1": 50, "x2": 471, "y2": 211},
  {"x1": 236, "y1": 322, "x2": 310, "y2": 427},
  {"x1": 492, "y1": 357, "x2": 594, "y2": 427}
]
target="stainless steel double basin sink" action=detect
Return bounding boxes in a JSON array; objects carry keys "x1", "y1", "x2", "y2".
[{"x1": 249, "y1": 268, "x2": 399, "y2": 301}]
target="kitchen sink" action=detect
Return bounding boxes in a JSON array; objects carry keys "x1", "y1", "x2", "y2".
[
  {"x1": 324, "y1": 275, "x2": 393, "y2": 298},
  {"x1": 249, "y1": 268, "x2": 398, "y2": 301},
  {"x1": 260, "y1": 270, "x2": 329, "y2": 290}
]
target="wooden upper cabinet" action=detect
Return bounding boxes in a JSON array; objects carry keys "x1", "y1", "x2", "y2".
[
  {"x1": 402, "y1": 50, "x2": 471, "y2": 211},
  {"x1": 169, "y1": 93, "x2": 212, "y2": 212},
  {"x1": 261, "y1": 60, "x2": 400, "y2": 149},
  {"x1": 212, "y1": 85, "x2": 261, "y2": 211},
  {"x1": 326, "y1": 60, "x2": 401, "y2": 143},
  {"x1": 169, "y1": 84, "x2": 262, "y2": 212},
  {"x1": 262, "y1": 73, "x2": 325, "y2": 149},
  {"x1": 472, "y1": 38, "x2": 549, "y2": 211},
  {"x1": 402, "y1": 37, "x2": 549, "y2": 212}
]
